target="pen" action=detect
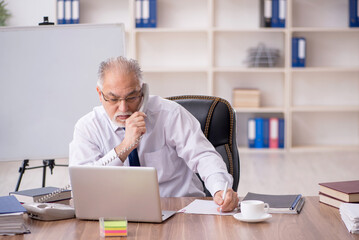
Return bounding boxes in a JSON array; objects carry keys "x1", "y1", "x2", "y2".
[
  {"x1": 290, "y1": 194, "x2": 302, "y2": 210},
  {"x1": 222, "y1": 181, "x2": 228, "y2": 201},
  {"x1": 220, "y1": 181, "x2": 229, "y2": 213}
]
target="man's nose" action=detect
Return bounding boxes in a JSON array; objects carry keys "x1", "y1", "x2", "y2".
[{"x1": 117, "y1": 99, "x2": 128, "y2": 112}]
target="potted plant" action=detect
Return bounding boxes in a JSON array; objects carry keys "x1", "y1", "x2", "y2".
[{"x1": 0, "y1": 0, "x2": 11, "y2": 26}]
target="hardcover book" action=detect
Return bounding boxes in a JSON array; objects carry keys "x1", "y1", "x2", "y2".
[
  {"x1": 0, "y1": 196, "x2": 30, "y2": 235},
  {"x1": 319, "y1": 193, "x2": 347, "y2": 209},
  {"x1": 319, "y1": 180, "x2": 359, "y2": 202},
  {"x1": 9, "y1": 187, "x2": 71, "y2": 203}
]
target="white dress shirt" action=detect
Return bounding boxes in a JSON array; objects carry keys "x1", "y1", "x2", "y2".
[{"x1": 69, "y1": 95, "x2": 233, "y2": 197}]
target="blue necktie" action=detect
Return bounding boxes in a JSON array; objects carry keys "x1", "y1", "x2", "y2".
[
  {"x1": 128, "y1": 148, "x2": 140, "y2": 166},
  {"x1": 122, "y1": 128, "x2": 140, "y2": 166}
]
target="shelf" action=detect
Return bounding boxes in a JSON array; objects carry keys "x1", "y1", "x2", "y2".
[
  {"x1": 291, "y1": 27, "x2": 359, "y2": 32},
  {"x1": 291, "y1": 67, "x2": 359, "y2": 73},
  {"x1": 290, "y1": 145, "x2": 359, "y2": 153},
  {"x1": 238, "y1": 148, "x2": 286, "y2": 153},
  {"x1": 235, "y1": 107, "x2": 284, "y2": 113},
  {"x1": 213, "y1": 28, "x2": 286, "y2": 33},
  {"x1": 214, "y1": 67, "x2": 285, "y2": 73},
  {"x1": 44, "y1": 0, "x2": 359, "y2": 153},
  {"x1": 134, "y1": 28, "x2": 208, "y2": 33},
  {"x1": 142, "y1": 67, "x2": 208, "y2": 73},
  {"x1": 291, "y1": 106, "x2": 359, "y2": 112}
]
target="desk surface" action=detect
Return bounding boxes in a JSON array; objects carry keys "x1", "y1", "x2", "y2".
[{"x1": 1, "y1": 197, "x2": 358, "y2": 240}]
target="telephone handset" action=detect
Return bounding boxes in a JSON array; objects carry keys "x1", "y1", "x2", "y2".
[
  {"x1": 23, "y1": 83, "x2": 150, "y2": 221},
  {"x1": 138, "y1": 82, "x2": 149, "y2": 112}
]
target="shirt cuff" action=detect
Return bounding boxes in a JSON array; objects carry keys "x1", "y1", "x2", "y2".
[
  {"x1": 205, "y1": 172, "x2": 233, "y2": 197},
  {"x1": 94, "y1": 149, "x2": 124, "y2": 166}
]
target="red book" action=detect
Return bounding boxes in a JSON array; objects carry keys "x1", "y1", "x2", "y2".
[
  {"x1": 319, "y1": 180, "x2": 359, "y2": 202},
  {"x1": 269, "y1": 118, "x2": 278, "y2": 148}
]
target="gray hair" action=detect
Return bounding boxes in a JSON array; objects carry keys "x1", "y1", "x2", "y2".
[{"x1": 97, "y1": 56, "x2": 143, "y2": 89}]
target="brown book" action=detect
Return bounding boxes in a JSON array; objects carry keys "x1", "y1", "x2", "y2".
[{"x1": 319, "y1": 180, "x2": 359, "y2": 202}]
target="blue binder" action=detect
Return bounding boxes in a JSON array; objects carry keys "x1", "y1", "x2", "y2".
[
  {"x1": 140, "y1": 0, "x2": 156, "y2": 28},
  {"x1": 149, "y1": 0, "x2": 157, "y2": 28},
  {"x1": 292, "y1": 37, "x2": 306, "y2": 67},
  {"x1": 349, "y1": 0, "x2": 359, "y2": 27},
  {"x1": 136, "y1": 0, "x2": 143, "y2": 28},
  {"x1": 271, "y1": 0, "x2": 280, "y2": 27},
  {"x1": 71, "y1": 0, "x2": 79, "y2": 24},
  {"x1": 263, "y1": 118, "x2": 269, "y2": 148},
  {"x1": 248, "y1": 118, "x2": 256, "y2": 148},
  {"x1": 64, "y1": 0, "x2": 71, "y2": 24},
  {"x1": 292, "y1": 38, "x2": 298, "y2": 67},
  {"x1": 278, "y1": 118, "x2": 285, "y2": 148},
  {"x1": 57, "y1": 0, "x2": 65, "y2": 24},
  {"x1": 255, "y1": 118, "x2": 264, "y2": 148},
  {"x1": 278, "y1": 0, "x2": 286, "y2": 28}
]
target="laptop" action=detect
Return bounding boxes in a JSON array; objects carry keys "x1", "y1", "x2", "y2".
[{"x1": 69, "y1": 165, "x2": 176, "y2": 222}]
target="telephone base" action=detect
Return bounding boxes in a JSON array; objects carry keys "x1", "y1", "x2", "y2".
[{"x1": 23, "y1": 202, "x2": 75, "y2": 221}]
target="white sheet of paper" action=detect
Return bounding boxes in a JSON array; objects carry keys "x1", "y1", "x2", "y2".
[{"x1": 177, "y1": 199, "x2": 237, "y2": 215}]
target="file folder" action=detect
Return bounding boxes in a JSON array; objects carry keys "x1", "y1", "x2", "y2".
[
  {"x1": 255, "y1": 118, "x2": 264, "y2": 148},
  {"x1": 278, "y1": 118, "x2": 285, "y2": 148},
  {"x1": 64, "y1": 0, "x2": 71, "y2": 24},
  {"x1": 349, "y1": 0, "x2": 359, "y2": 27},
  {"x1": 263, "y1": 118, "x2": 270, "y2": 148},
  {"x1": 142, "y1": 0, "x2": 150, "y2": 27},
  {"x1": 71, "y1": 0, "x2": 79, "y2": 24},
  {"x1": 136, "y1": 0, "x2": 142, "y2": 28},
  {"x1": 292, "y1": 37, "x2": 306, "y2": 67},
  {"x1": 57, "y1": 0, "x2": 65, "y2": 24},
  {"x1": 269, "y1": 118, "x2": 279, "y2": 148},
  {"x1": 272, "y1": 0, "x2": 285, "y2": 28},
  {"x1": 262, "y1": 0, "x2": 272, "y2": 27},
  {"x1": 149, "y1": 0, "x2": 157, "y2": 28},
  {"x1": 278, "y1": 0, "x2": 286, "y2": 28},
  {"x1": 248, "y1": 118, "x2": 256, "y2": 148}
]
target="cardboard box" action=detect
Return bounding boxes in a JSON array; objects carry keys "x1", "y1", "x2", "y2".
[{"x1": 232, "y1": 89, "x2": 260, "y2": 108}]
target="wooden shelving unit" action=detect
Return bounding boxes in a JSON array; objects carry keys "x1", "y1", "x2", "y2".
[{"x1": 78, "y1": 0, "x2": 359, "y2": 152}]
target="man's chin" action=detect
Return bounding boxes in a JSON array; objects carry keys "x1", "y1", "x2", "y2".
[{"x1": 112, "y1": 120, "x2": 126, "y2": 128}]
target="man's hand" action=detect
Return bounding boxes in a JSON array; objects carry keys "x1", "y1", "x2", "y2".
[
  {"x1": 115, "y1": 112, "x2": 146, "y2": 161},
  {"x1": 214, "y1": 188, "x2": 239, "y2": 212},
  {"x1": 123, "y1": 111, "x2": 147, "y2": 149}
]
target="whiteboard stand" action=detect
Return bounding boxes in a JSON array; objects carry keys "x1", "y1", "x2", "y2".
[{"x1": 15, "y1": 159, "x2": 68, "y2": 192}]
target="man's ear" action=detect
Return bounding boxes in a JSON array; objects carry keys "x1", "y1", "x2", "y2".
[{"x1": 96, "y1": 86, "x2": 103, "y2": 103}]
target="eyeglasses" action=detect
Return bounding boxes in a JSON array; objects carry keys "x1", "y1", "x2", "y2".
[{"x1": 101, "y1": 90, "x2": 143, "y2": 105}]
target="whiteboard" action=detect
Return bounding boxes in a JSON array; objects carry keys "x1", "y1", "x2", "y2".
[{"x1": 0, "y1": 24, "x2": 125, "y2": 161}]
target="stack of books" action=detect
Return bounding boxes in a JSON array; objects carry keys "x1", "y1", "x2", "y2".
[
  {"x1": 340, "y1": 203, "x2": 359, "y2": 234},
  {"x1": 242, "y1": 192, "x2": 305, "y2": 214},
  {"x1": 9, "y1": 186, "x2": 72, "y2": 204},
  {"x1": 319, "y1": 180, "x2": 359, "y2": 208},
  {"x1": 232, "y1": 89, "x2": 260, "y2": 108},
  {"x1": 0, "y1": 196, "x2": 30, "y2": 236}
]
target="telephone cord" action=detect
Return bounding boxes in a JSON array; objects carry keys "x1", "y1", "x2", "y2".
[{"x1": 35, "y1": 136, "x2": 142, "y2": 203}]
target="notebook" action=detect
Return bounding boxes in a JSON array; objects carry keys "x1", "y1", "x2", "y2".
[{"x1": 69, "y1": 165, "x2": 176, "y2": 222}]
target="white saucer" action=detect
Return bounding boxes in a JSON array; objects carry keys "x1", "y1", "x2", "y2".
[{"x1": 233, "y1": 213, "x2": 272, "y2": 223}]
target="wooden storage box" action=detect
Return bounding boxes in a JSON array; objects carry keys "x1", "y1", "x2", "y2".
[{"x1": 232, "y1": 89, "x2": 260, "y2": 108}]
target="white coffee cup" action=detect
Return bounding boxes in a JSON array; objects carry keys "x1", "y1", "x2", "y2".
[{"x1": 240, "y1": 200, "x2": 269, "y2": 219}]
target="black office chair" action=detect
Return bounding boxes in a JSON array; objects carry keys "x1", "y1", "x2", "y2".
[{"x1": 167, "y1": 95, "x2": 240, "y2": 197}]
